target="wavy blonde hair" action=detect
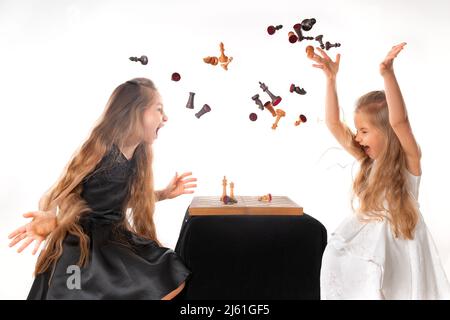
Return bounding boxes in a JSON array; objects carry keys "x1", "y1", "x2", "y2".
[
  {"x1": 345, "y1": 90, "x2": 418, "y2": 240},
  {"x1": 35, "y1": 78, "x2": 159, "y2": 275}
]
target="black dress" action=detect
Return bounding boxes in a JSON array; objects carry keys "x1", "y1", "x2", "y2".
[{"x1": 27, "y1": 145, "x2": 191, "y2": 299}]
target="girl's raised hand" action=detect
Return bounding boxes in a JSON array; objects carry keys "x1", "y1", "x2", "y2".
[
  {"x1": 309, "y1": 47, "x2": 341, "y2": 81},
  {"x1": 161, "y1": 172, "x2": 197, "y2": 200},
  {"x1": 380, "y1": 42, "x2": 406, "y2": 76},
  {"x1": 8, "y1": 211, "x2": 57, "y2": 254}
]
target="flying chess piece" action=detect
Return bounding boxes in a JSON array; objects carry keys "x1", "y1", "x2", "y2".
[
  {"x1": 221, "y1": 176, "x2": 228, "y2": 202},
  {"x1": 264, "y1": 101, "x2": 277, "y2": 117},
  {"x1": 171, "y1": 72, "x2": 181, "y2": 82},
  {"x1": 129, "y1": 55, "x2": 148, "y2": 65},
  {"x1": 300, "y1": 18, "x2": 316, "y2": 31},
  {"x1": 229, "y1": 182, "x2": 235, "y2": 201},
  {"x1": 259, "y1": 81, "x2": 282, "y2": 106},
  {"x1": 267, "y1": 24, "x2": 283, "y2": 35},
  {"x1": 186, "y1": 92, "x2": 195, "y2": 109},
  {"x1": 220, "y1": 57, "x2": 233, "y2": 71},
  {"x1": 272, "y1": 109, "x2": 286, "y2": 130},
  {"x1": 293, "y1": 24, "x2": 314, "y2": 42},
  {"x1": 219, "y1": 42, "x2": 233, "y2": 71},
  {"x1": 306, "y1": 45, "x2": 315, "y2": 59},
  {"x1": 325, "y1": 41, "x2": 341, "y2": 50},
  {"x1": 195, "y1": 104, "x2": 211, "y2": 119},
  {"x1": 288, "y1": 31, "x2": 298, "y2": 43},
  {"x1": 290, "y1": 84, "x2": 307, "y2": 95},
  {"x1": 252, "y1": 94, "x2": 264, "y2": 110},
  {"x1": 249, "y1": 113, "x2": 258, "y2": 121},
  {"x1": 203, "y1": 56, "x2": 219, "y2": 66},
  {"x1": 315, "y1": 35, "x2": 325, "y2": 49},
  {"x1": 258, "y1": 193, "x2": 272, "y2": 202},
  {"x1": 295, "y1": 114, "x2": 307, "y2": 126}
]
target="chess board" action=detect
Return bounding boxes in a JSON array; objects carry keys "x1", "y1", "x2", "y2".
[{"x1": 188, "y1": 196, "x2": 303, "y2": 216}]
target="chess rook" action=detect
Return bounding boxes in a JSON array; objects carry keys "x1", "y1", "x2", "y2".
[
  {"x1": 259, "y1": 81, "x2": 282, "y2": 106},
  {"x1": 129, "y1": 55, "x2": 148, "y2": 65},
  {"x1": 195, "y1": 104, "x2": 211, "y2": 119},
  {"x1": 251, "y1": 94, "x2": 264, "y2": 110},
  {"x1": 186, "y1": 92, "x2": 195, "y2": 109}
]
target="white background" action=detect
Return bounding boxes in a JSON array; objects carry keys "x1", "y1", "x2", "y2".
[{"x1": 1, "y1": 0, "x2": 449, "y2": 299}]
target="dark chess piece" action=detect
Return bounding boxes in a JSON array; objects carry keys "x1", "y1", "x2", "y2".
[
  {"x1": 315, "y1": 35, "x2": 325, "y2": 49},
  {"x1": 195, "y1": 104, "x2": 211, "y2": 119},
  {"x1": 249, "y1": 113, "x2": 258, "y2": 121},
  {"x1": 301, "y1": 18, "x2": 316, "y2": 31},
  {"x1": 293, "y1": 24, "x2": 314, "y2": 42},
  {"x1": 325, "y1": 41, "x2": 341, "y2": 50},
  {"x1": 288, "y1": 31, "x2": 298, "y2": 43},
  {"x1": 295, "y1": 114, "x2": 308, "y2": 126},
  {"x1": 290, "y1": 84, "x2": 307, "y2": 95},
  {"x1": 259, "y1": 81, "x2": 282, "y2": 106},
  {"x1": 251, "y1": 94, "x2": 264, "y2": 110},
  {"x1": 186, "y1": 92, "x2": 195, "y2": 109},
  {"x1": 129, "y1": 55, "x2": 148, "y2": 65},
  {"x1": 171, "y1": 72, "x2": 181, "y2": 82},
  {"x1": 267, "y1": 25, "x2": 283, "y2": 35}
]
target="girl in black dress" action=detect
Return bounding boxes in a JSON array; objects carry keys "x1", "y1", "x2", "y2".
[{"x1": 8, "y1": 78, "x2": 197, "y2": 299}]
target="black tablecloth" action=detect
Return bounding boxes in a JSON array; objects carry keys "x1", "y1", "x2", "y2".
[{"x1": 174, "y1": 210, "x2": 327, "y2": 300}]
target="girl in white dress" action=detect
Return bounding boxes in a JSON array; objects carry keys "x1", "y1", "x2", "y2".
[{"x1": 308, "y1": 43, "x2": 450, "y2": 299}]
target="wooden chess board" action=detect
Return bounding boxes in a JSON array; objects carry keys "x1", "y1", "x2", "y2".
[{"x1": 188, "y1": 196, "x2": 303, "y2": 216}]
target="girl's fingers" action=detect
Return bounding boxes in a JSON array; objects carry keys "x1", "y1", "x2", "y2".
[
  {"x1": 22, "y1": 211, "x2": 37, "y2": 219},
  {"x1": 336, "y1": 53, "x2": 341, "y2": 64},
  {"x1": 316, "y1": 47, "x2": 331, "y2": 60},
  {"x1": 312, "y1": 64, "x2": 324, "y2": 69},
  {"x1": 183, "y1": 184, "x2": 197, "y2": 189},
  {"x1": 177, "y1": 172, "x2": 193, "y2": 180},
  {"x1": 32, "y1": 239, "x2": 43, "y2": 255},
  {"x1": 8, "y1": 225, "x2": 26, "y2": 239},
  {"x1": 180, "y1": 178, "x2": 197, "y2": 184},
  {"x1": 17, "y1": 237, "x2": 33, "y2": 253},
  {"x1": 183, "y1": 190, "x2": 195, "y2": 194},
  {"x1": 9, "y1": 233, "x2": 27, "y2": 247}
]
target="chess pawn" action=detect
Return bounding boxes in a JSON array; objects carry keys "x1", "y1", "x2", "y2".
[
  {"x1": 129, "y1": 55, "x2": 148, "y2": 65},
  {"x1": 290, "y1": 84, "x2": 307, "y2": 95},
  {"x1": 186, "y1": 92, "x2": 195, "y2": 109},
  {"x1": 325, "y1": 41, "x2": 341, "y2": 50},
  {"x1": 220, "y1": 56, "x2": 233, "y2": 71},
  {"x1": 259, "y1": 81, "x2": 282, "y2": 106},
  {"x1": 272, "y1": 109, "x2": 286, "y2": 130},
  {"x1": 252, "y1": 94, "x2": 264, "y2": 111},
  {"x1": 295, "y1": 114, "x2": 307, "y2": 126},
  {"x1": 229, "y1": 182, "x2": 235, "y2": 201},
  {"x1": 264, "y1": 101, "x2": 277, "y2": 117},
  {"x1": 171, "y1": 72, "x2": 181, "y2": 82},
  {"x1": 288, "y1": 31, "x2": 298, "y2": 43},
  {"x1": 301, "y1": 18, "x2": 316, "y2": 31},
  {"x1": 203, "y1": 56, "x2": 219, "y2": 66},
  {"x1": 195, "y1": 104, "x2": 211, "y2": 119},
  {"x1": 267, "y1": 24, "x2": 283, "y2": 35},
  {"x1": 315, "y1": 35, "x2": 325, "y2": 49},
  {"x1": 258, "y1": 193, "x2": 272, "y2": 202}
]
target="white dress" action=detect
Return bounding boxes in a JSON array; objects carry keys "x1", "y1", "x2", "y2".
[{"x1": 320, "y1": 171, "x2": 450, "y2": 299}]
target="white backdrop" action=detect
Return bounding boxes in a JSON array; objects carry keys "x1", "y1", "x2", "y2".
[{"x1": 1, "y1": 0, "x2": 449, "y2": 299}]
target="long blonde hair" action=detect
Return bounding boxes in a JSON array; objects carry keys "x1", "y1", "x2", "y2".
[
  {"x1": 346, "y1": 90, "x2": 418, "y2": 240},
  {"x1": 35, "y1": 78, "x2": 159, "y2": 275}
]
